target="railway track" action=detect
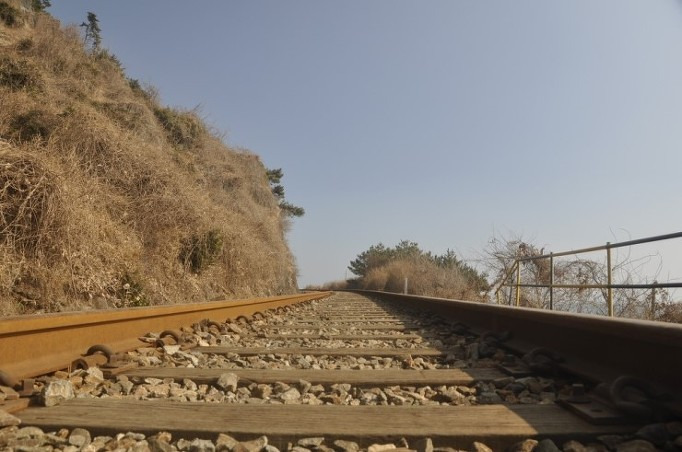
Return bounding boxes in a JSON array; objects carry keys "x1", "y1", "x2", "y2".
[{"x1": 1, "y1": 291, "x2": 681, "y2": 451}]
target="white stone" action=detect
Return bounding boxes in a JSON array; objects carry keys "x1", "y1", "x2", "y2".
[
  {"x1": 280, "y1": 387, "x2": 301, "y2": 401},
  {"x1": 43, "y1": 379, "x2": 75, "y2": 407},
  {"x1": 334, "y1": 440, "x2": 359, "y2": 452},
  {"x1": 216, "y1": 373, "x2": 239, "y2": 392},
  {"x1": 0, "y1": 409, "x2": 20, "y2": 427},
  {"x1": 238, "y1": 435, "x2": 268, "y2": 452},
  {"x1": 163, "y1": 345, "x2": 181, "y2": 355},
  {"x1": 69, "y1": 427, "x2": 92, "y2": 447},
  {"x1": 298, "y1": 437, "x2": 324, "y2": 447},
  {"x1": 368, "y1": 444, "x2": 396, "y2": 452},
  {"x1": 216, "y1": 433, "x2": 239, "y2": 451},
  {"x1": 190, "y1": 438, "x2": 216, "y2": 452}
]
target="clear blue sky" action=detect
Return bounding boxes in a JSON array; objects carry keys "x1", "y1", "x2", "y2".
[{"x1": 50, "y1": 1, "x2": 682, "y2": 287}]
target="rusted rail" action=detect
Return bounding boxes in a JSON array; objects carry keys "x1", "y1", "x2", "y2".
[
  {"x1": 356, "y1": 290, "x2": 682, "y2": 395},
  {"x1": 0, "y1": 292, "x2": 331, "y2": 385}
]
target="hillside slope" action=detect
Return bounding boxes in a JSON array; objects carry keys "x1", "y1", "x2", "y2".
[{"x1": 0, "y1": 4, "x2": 298, "y2": 314}]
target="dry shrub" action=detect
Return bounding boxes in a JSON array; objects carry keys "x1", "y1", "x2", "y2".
[
  {"x1": 180, "y1": 229, "x2": 224, "y2": 273},
  {"x1": 23, "y1": 16, "x2": 129, "y2": 102},
  {"x1": 0, "y1": 90, "x2": 59, "y2": 143},
  {"x1": 153, "y1": 107, "x2": 205, "y2": 150},
  {"x1": 0, "y1": 141, "x2": 145, "y2": 314},
  {"x1": 0, "y1": 1, "x2": 20, "y2": 27},
  {"x1": 316, "y1": 280, "x2": 349, "y2": 290},
  {"x1": 656, "y1": 302, "x2": 682, "y2": 324},
  {"x1": 94, "y1": 101, "x2": 161, "y2": 143},
  {"x1": 10, "y1": 109, "x2": 59, "y2": 142},
  {"x1": 360, "y1": 258, "x2": 484, "y2": 301},
  {"x1": 26, "y1": 17, "x2": 89, "y2": 76},
  {"x1": 0, "y1": 144, "x2": 63, "y2": 257},
  {"x1": 363, "y1": 267, "x2": 389, "y2": 291},
  {"x1": 15, "y1": 37, "x2": 32, "y2": 52},
  {"x1": 0, "y1": 55, "x2": 41, "y2": 91}
]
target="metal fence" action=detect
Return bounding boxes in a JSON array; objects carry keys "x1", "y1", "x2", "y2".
[{"x1": 494, "y1": 232, "x2": 682, "y2": 316}]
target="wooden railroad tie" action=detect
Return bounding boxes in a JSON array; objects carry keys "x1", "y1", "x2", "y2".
[
  {"x1": 17, "y1": 400, "x2": 636, "y2": 450},
  {"x1": 259, "y1": 333, "x2": 422, "y2": 340},
  {"x1": 121, "y1": 368, "x2": 505, "y2": 385},
  {"x1": 194, "y1": 346, "x2": 449, "y2": 357},
  {"x1": 260, "y1": 325, "x2": 416, "y2": 331}
]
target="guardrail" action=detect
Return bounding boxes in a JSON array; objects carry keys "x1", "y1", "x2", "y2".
[{"x1": 493, "y1": 232, "x2": 682, "y2": 316}]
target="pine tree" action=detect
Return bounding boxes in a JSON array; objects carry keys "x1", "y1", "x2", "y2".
[
  {"x1": 32, "y1": 0, "x2": 50, "y2": 12},
  {"x1": 265, "y1": 168, "x2": 304, "y2": 218},
  {"x1": 80, "y1": 12, "x2": 102, "y2": 51}
]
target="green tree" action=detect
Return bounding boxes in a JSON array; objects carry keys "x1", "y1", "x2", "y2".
[
  {"x1": 393, "y1": 240, "x2": 421, "y2": 260},
  {"x1": 271, "y1": 184, "x2": 285, "y2": 199},
  {"x1": 80, "y1": 12, "x2": 102, "y2": 51},
  {"x1": 349, "y1": 241, "x2": 489, "y2": 293},
  {"x1": 266, "y1": 168, "x2": 304, "y2": 218},
  {"x1": 266, "y1": 168, "x2": 283, "y2": 184},
  {"x1": 32, "y1": 0, "x2": 50, "y2": 12},
  {"x1": 279, "y1": 201, "x2": 305, "y2": 218},
  {"x1": 348, "y1": 243, "x2": 393, "y2": 277}
]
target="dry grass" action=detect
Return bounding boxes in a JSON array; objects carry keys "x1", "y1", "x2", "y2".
[
  {"x1": 359, "y1": 258, "x2": 485, "y2": 301},
  {"x1": 0, "y1": 144, "x2": 64, "y2": 258},
  {"x1": 0, "y1": 12, "x2": 297, "y2": 314},
  {"x1": 309, "y1": 280, "x2": 348, "y2": 291}
]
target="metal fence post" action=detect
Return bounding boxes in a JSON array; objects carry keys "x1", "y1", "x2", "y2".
[
  {"x1": 549, "y1": 253, "x2": 554, "y2": 310},
  {"x1": 606, "y1": 242, "x2": 613, "y2": 317},
  {"x1": 508, "y1": 271, "x2": 514, "y2": 306},
  {"x1": 516, "y1": 260, "x2": 521, "y2": 307}
]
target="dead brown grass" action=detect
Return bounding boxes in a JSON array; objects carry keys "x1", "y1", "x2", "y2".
[
  {"x1": 0, "y1": 12, "x2": 297, "y2": 314},
  {"x1": 360, "y1": 258, "x2": 485, "y2": 301}
]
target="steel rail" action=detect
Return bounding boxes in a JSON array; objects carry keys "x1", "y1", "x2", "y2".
[
  {"x1": 0, "y1": 292, "x2": 331, "y2": 384},
  {"x1": 354, "y1": 290, "x2": 682, "y2": 392}
]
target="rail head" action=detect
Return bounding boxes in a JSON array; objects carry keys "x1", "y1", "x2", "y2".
[
  {"x1": 0, "y1": 291, "x2": 331, "y2": 382},
  {"x1": 0, "y1": 292, "x2": 331, "y2": 335},
  {"x1": 353, "y1": 290, "x2": 682, "y2": 391}
]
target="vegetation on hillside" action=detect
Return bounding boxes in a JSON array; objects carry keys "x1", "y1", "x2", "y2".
[
  {"x1": 326, "y1": 241, "x2": 489, "y2": 301},
  {"x1": 0, "y1": 3, "x2": 298, "y2": 314}
]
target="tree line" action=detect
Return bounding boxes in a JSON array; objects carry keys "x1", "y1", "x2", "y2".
[{"x1": 345, "y1": 240, "x2": 488, "y2": 300}]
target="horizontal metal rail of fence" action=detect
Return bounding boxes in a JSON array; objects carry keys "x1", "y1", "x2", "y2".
[{"x1": 493, "y1": 232, "x2": 682, "y2": 317}]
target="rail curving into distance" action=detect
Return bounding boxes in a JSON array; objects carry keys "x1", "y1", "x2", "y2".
[{"x1": 0, "y1": 292, "x2": 331, "y2": 385}]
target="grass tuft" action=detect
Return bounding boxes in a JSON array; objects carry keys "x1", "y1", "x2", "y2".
[
  {"x1": 10, "y1": 109, "x2": 58, "y2": 142},
  {"x1": 16, "y1": 38, "x2": 34, "y2": 52},
  {"x1": 180, "y1": 229, "x2": 224, "y2": 273},
  {"x1": 116, "y1": 272, "x2": 148, "y2": 308},
  {"x1": 0, "y1": 147, "x2": 63, "y2": 258},
  {"x1": 0, "y1": 1, "x2": 19, "y2": 27},
  {"x1": 0, "y1": 56, "x2": 42, "y2": 91},
  {"x1": 153, "y1": 107, "x2": 205, "y2": 150}
]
